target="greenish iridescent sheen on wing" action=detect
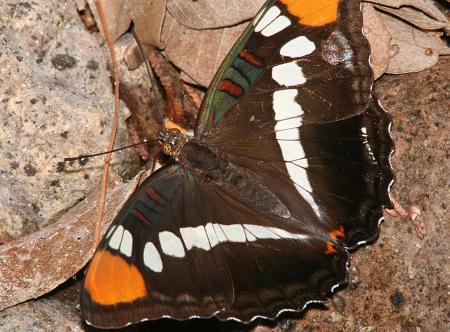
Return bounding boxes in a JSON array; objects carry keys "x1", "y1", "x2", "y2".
[{"x1": 195, "y1": 0, "x2": 275, "y2": 136}]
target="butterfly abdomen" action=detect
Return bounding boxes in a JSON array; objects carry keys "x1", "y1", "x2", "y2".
[{"x1": 179, "y1": 141, "x2": 289, "y2": 217}]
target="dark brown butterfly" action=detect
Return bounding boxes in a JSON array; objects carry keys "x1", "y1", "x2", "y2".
[{"x1": 80, "y1": 0, "x2": 394, "y2": 328}]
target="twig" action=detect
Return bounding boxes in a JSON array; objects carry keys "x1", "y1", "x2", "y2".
[
  {"x1": 183, "y1": 82, "x2": 203, "y2": 109},
  {"x1": 92, "y1": 0, "x2": 120, "y2": 252}
]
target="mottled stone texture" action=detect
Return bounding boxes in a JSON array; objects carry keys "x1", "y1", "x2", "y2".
[{"x1": 0, "y1": 0, "x2": 138, "y2": 241}]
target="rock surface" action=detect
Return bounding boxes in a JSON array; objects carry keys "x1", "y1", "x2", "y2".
[{"x1": 0, "y1": 0, "x2": 138, "y2": 240}]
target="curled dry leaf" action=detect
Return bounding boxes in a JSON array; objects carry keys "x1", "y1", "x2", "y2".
[
  {"x1": 147, "y1": 48, "x2": 198, "y2": 129},
  {"x1": 114, "y1": 32, "x2": 141, "y2": 69},
  {"x1": 374, "y1": 4, "x2": 449, "y2": 30},
  {"x1": 380, "y1": 12, "x2": 450, "y2": 74},
  {"x1": 0, "y1": 172, "x2": 147, "y2": 311},
  {"x1": 366, "y1": 0, "x2": 448, "y2": 23},
  {"x1": 166, "y1": 0, "x2": 264, "y2": 29},
  {"x1": 162, "y1": 0, "x2": 448, "y2": 86},
  {"x1": 87, "y1": 0, "x2": 166, "y2": 48},
  {"x1": 362, "y1": 3, "x2": 392, "y2": 79},
  {"x1": 162, "y1": 12, "x2": 246, "y2": 87}
]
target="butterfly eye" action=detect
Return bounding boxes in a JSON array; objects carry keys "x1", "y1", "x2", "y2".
[{"x1": 162, "y1": 143, "x2": 172, "y2": 155}]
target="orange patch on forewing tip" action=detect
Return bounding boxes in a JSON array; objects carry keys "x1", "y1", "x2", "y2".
[
  {"x1": 325, "y1": 241, "x2": 337, "y2": 254},
  {"x1": 279, "y1": 0, "x2": 339, "y2": 27},
  {"x1": 329, "y1": 225, "x2": 345, "y2": 240},
  {"x1": 84, "y1": 250, "x2": 147, "y2": 305}
]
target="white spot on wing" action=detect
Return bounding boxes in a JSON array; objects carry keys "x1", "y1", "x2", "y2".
[
  {"x1": 244, "y1": 228, "x2": 257, "y2": 241},
  {"x1": 271, "y1": 88, "x2": 322, "y2": 218},
  {"x1": 205, "y1": 223, "x2": 219, "y2": 247},
  {"x1": 276, "y1": 128, "x2": 300, "y2": 140},
  {"x1": 159, "y1": 231, "x2": 185, "y2": 258},
  {"x1": 277, "y1": 140, "x2": 305, "y2": 161},
  {"x1": 275, "y1": 117, "x2": 302, "y2": 131},
  {"x1": 143, "y1": 242, "x2": 163, "y2": 272},
  {"x1": 280, "y1": 36, "x2": 316, "y2": 58},
  {"x1": 162, "y1": 224, "x2": 309, "y2": 253},
  {"x1": 212, "y1": 223, "x2": 228, "y2": 243},
  {"x1": 220, "y1": 224, "x2": 246, "y2": 243},
  {"x1": 119, "y1": 229, "x2": 133, "y2": 257},
  {"x1": 180, "y1": 226, "x2": 211, "y2": 251},
  {"x1": 267, "y1": 226, "x2": 308, "y2": 240},
  {"x1": 272, "y1": 61, "x2": 306, "y2": 86},
  {"x1": 243, "y1": 224, "x2": 308, "y2": 241},
  {"x1": 273, "y1": 89, "x2": 303, "y2": 121},
  {"x1": 286, "y1": 162, "x2": 321, "y2": 217},
  {"x1": 254, "y1": 6, "x2": 280, "y2": 32},
  {"x1": 109, "y1": 225, "x2": 124, "y2": 250},
  {"x1": 261, "y1": 15, "x2": 291, "y2": 37},
  {"x1": 244, "y1": 224, "x2": 280, "y2": 240},
  {"x1": 361, "y1": 126, "x2": 375, "y2": 162}
]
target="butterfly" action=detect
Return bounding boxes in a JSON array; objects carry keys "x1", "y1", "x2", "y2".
[{"x1": 80, "y1": 0, "x2": 394, "y2": 328}]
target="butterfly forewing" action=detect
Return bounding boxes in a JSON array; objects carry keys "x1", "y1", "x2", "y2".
[{"x1": 196, "y1": 0, "x2": 372, "y2": 137}]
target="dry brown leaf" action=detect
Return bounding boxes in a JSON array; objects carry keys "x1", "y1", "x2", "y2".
[
  {"x1": 115, "y1": 32, "x2": 142, "y2": 69},
  {"x1": 0, "y1": 173, "x2": 147, "y2": 311},
  {"x1": 87, "y1": 0, "x2": 166, "y2": 48},
  {"x1": 374, "y1": 4, "x2": 449, "y2": 30},
  {"x1": 133, "y1": 0, "x2": 167, "y2": 47},
  {"x1": 366, "y1": 0, "x2": 448, "y2": 23},
  {"x1": 87, "y1": 0, "x2": 129, "y2": 41},
  {"x1": 166, "y1": 0, "x2": 264, "y2": 29},
  {"x1": 362, "y1": 3, "x2": 392, "y2": 79},
  {"x1": 379, "y1": 12, "x2": 450, "y2": 74},
  {"x1": 162, "y1": 12, "x2": 246, "y2": 87},
  {"x1": 106, "y1": 0, "x2": 448, "y2": 85}
]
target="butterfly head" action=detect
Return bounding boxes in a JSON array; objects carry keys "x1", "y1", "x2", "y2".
[{"x1": 157, "y1": 128, "x2": 188, "y2": 158}]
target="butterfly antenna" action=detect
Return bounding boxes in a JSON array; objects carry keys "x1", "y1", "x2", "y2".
[
  {"x1": 130, "y1": 22, "x2": 166, "y2": 129},
  {"x1": 63, "y1": 139, "x2": 158, "y2": 162}
]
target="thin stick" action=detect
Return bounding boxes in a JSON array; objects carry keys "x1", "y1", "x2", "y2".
[
  {"x1": 131, "y1": 24, "x2": 165, "y2": 126},
  {"x1": 92, "y1": 0, "x2": 120, "y2": 252}
]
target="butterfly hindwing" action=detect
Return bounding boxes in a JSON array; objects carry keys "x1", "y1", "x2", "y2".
[
  {"x1": 206, "y1": 97, "x2": 393, "y2": 248},
  {"x1": 190, "y1": 176, "x2": 348, "y2": 321},
  {"x1": 81, "y1": 164, "x2": 348, "y2": 328}
]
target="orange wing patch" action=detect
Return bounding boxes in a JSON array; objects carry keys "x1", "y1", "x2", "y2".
[
  {"x1": 325, "y1": 241, "x2": 337, "y2": 254},
  {"x1": 329, "y1": 225, "x2": 345, "y2": 240},
  {"x1": 279, "y1": 0, "x2": 339, "y2": 27},
  {"x1": 239, "y1": 49, "x2": 263, "y2": 67},
  {"x1": 84, "y1": 249, "x2": 147, "y2": 305},
  {"x1": 219, "y1": 79, "x2": 244, "y2": 97}
]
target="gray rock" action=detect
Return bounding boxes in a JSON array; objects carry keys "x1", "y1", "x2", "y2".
[{"x1": 0, "y1": 0, "x2": 138, "y2": 239}]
